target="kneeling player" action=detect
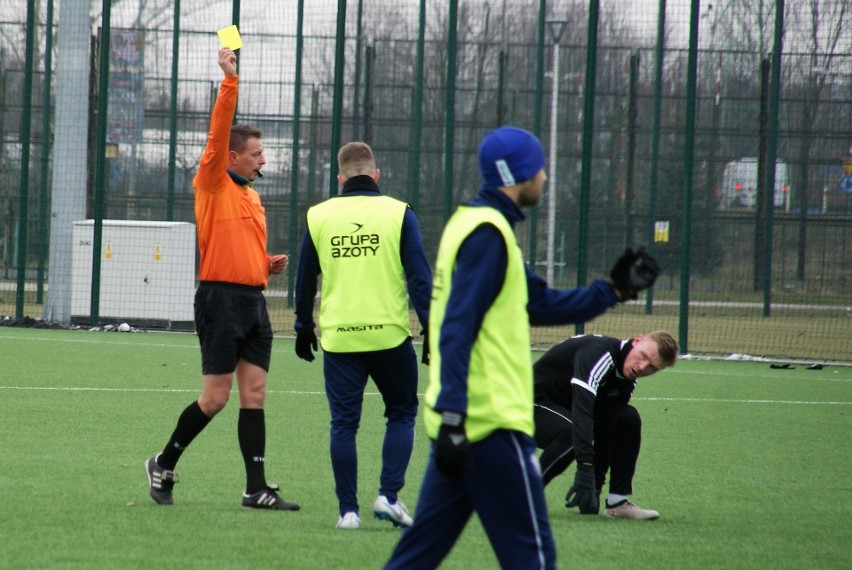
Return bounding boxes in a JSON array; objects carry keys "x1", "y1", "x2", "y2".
[{"x1": 533, "y1": 331, "x2": 678, "y2": 519}]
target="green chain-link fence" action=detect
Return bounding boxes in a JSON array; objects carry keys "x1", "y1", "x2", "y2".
[{"x1": 1, "y1": 0, "x2": 850, "y2": 361}]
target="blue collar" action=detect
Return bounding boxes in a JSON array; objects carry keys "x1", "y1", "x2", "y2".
[{"x1": 466, "y1": 186, "x2": 526, "y2": 227}]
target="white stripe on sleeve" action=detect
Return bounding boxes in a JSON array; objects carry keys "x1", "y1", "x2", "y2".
[{"x1": 569, "y1": 352, "x2": 614, "y2": 396}]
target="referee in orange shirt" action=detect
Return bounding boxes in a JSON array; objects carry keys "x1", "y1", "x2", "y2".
[{"x1": 144, "y1": 48, "x2": 299, "y2": 511}]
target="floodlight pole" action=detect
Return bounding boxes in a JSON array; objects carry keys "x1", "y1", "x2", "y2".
[{"x1": 546, "y1": 20, "x2": 567, "y2": 284}]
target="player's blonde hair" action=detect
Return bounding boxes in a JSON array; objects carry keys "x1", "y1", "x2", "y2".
[
  {"x1": 338, "y1": 142, "x2": 376, "y2": 179},
  {"x1": 646, "y1": 331, "x2": 679, "y2": 367}
]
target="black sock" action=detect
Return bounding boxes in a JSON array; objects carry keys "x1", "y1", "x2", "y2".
[
  {"x1": 238, "y1": 408, "x2": 267, "y2": 494},
  {"x1": 158, "y1": 401, "x2": 211, "y2": 470}
]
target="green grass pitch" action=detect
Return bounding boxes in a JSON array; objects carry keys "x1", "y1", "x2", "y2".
[{"x1": 0, "y1": 327, "x2": 849, "y2": 569}]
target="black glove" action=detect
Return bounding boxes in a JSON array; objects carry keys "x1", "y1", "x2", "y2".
[
  {"x1": 565, "y1": 463, "x2": 600, "y2": 514},
  {"x1": 295, "y1": 327, "x2": 318, "y2": 362},
  {"x1": 434, "y1": 411, "x2": 471, "y2": 478},
  {"x1": 609, "y1": 246, "x2": 660, "y2": 301},
  {"x1": 421, "y1": 328, "x2": 430, "y2": 366}
]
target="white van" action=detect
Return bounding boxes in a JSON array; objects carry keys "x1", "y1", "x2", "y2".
[{"x1": 720, "y1": 158, "x2": 789, "y2": 210}]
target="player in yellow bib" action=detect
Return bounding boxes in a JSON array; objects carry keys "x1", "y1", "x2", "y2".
[
  {"x1": 294, "y1": 142, "x2": 432, "y2": 530},
  {"x1": 385, "y1": 127, "x2": 660, "y2": 569}
]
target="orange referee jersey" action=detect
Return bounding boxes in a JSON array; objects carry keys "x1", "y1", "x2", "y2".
[{"x1": 193, "y1": 76, "x2": 270, "y2": 288}]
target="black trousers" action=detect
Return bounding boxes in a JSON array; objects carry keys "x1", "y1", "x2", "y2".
[{"x1": 533, "y1": 401, "x2": 641, "y2": 496}]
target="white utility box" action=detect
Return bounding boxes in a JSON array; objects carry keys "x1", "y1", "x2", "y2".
[{"x1": 71, "y1": 220, "x2": 196, "y2": 326}]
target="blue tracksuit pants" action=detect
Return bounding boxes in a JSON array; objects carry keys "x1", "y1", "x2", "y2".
[
  {"x1": 384, "y1": 430, "x2": 556, "y2": 570},
  {"x1": 323, "y1": 339, "x2": 419, "y2": 515}
]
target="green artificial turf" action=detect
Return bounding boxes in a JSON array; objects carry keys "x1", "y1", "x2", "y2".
[{"x1": 0, "y1": 328, "x2": 849, "y2": 569}]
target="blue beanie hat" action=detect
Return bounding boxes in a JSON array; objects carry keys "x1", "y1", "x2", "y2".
[{"x1": 478, "y1": 126, "x2": 545, "y2": 188}]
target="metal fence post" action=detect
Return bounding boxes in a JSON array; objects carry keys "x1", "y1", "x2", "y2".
[
  {"x1": 15, "y1": 0, "x2": 36, "y2": 318},
  {"x1": 575, "y1": 0, "x2": 599, "y2": 336},
  {"x1": 678, "y1": 0, "x2": 701, "y2": 355},
  {"x1": 288, "y1": 0, "x2": 305, "y2": 308}
]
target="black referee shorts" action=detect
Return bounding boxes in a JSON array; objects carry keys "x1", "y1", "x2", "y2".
[{"x1": 194, "y1": 281, "x2": 273, "y2": 375}]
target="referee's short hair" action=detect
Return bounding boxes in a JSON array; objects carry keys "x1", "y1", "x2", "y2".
[{"x1": 230, "y1": 124, "x2": 263, "y2": 152}]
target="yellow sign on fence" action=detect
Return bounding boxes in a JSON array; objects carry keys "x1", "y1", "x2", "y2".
[{"x1": 654, "y1": 221, "x2": 670, "y2": 243}]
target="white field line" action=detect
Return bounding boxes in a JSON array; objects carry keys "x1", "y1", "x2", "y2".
[
  {"x1": 2, "y1": 334, "x2": 849, "y2": 401},
  {"x1": 0, "y1": 386, "x2": 327, "y2": 395},
  {"x1": 0, "y1": 332, "x2": 198, "y2": 348},
  {"x1": 0, "y1": 332, "x2": 296, "y2": 348},
  {"x1": 660, "y1": 369, "x2": 852, "y2": 382},
  {"x1": 0, "y1": 385, "x2": 848, "y2": 406},
  {"x1": 3, "y1": 281, "x2": 848, "y2": 311},
  {"x1": 1, "y1": 333, "x2": 850, "y2": 372},
  {"x1": 636, "y1": 396, "x2": 850, "y2": 405}
]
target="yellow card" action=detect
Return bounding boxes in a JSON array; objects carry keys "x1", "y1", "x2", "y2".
[{"x1": 217, "y1": 25, "x2": 243, "y2": 50}]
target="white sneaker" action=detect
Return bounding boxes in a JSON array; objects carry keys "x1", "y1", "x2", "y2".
[
  {"x1": 336, "y1": 511, "x2": 361, "y2": 530},
  {"x1": 372, "y1": 495, "x2": 413, "y2": 528},
  {"x1": 604, "y1": 499, "x2": 659, "y2": 520}
]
